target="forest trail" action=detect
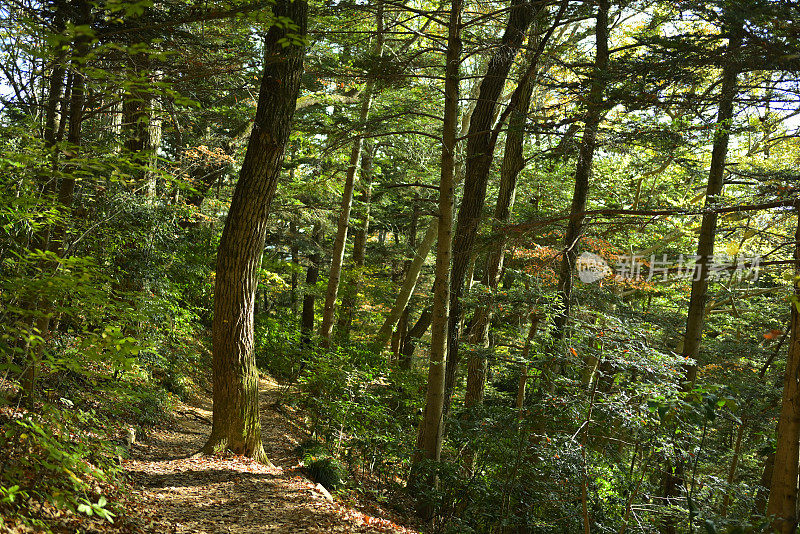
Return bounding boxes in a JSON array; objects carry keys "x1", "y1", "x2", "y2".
[{"x1": 122, "y1": 378, "x2": 417, "y2": 534}]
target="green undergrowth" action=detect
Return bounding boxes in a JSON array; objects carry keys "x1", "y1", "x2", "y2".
[
  {"x1": 258, "y1": 316, "x2": 425, "y2": 504},
  {"x1": 0, "y1": 339, "x2": 210, "y2": 532},
  {"x1": 297, "y1": 440, "x2": 348, "y2": 491}
]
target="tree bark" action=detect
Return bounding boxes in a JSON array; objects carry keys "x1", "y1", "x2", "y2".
[
  {"x1": 202, "y1": 0, "x2": 306, "y2": 462},
  {"x1": 752, "y1": 329, "x2": 791, "y2": 515},
  {"x1": 552, "y1": 0, "x2": 609, "y2": 340},
  {"x1": 400, "y1": 306, "x2": 432, "y2": 370},
  {"x1": 27, "y1": 0, "x2": 67, "y2": 256},
  {"x1": 681, "y1": 20, "x2": 743, "y2": 387},
  {"x1": 301, "y1": 223, "x2": 323, "y2": 347},
  {"x1": 660, "y1": 18, "x2": 743, "y2": 527},
  {"x1": 444, "y1": 0, "x2": 541, "y2": 416},
  {"x1": 319, "y1": 1, "x2": 384, "y2": 346},
  {"x1": 336, "y1": 142, "x2": 375, "y2": 339},
  {"x1": 372, "y1": 64, "x2": 485, "y2": 351},
  {"x1": 463, "y1": 31, "x2": 538, "y2": 408},
  {"x1": 21, "y1": 0, "x2": 91, "y2": 404},
  {"x1": 766, "y1": 201, "x2": 800, "y2": 533},
  {"x1": 392, "y1": 204, "x2": 420, "y2": 358},
  {"x1": 122, "y1": 56, "x2": 153, "y2": 154},
  {"x1": 411, "y1": 0, "x2": 461, "y2": 515},
  {"x1": 373, "y1": 218, "x2": 438, "y2": 348}
]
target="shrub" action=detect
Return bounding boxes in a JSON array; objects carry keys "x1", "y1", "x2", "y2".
[
  {"x1": 0, "y1": 405, "x2": 124, "y2": 528},
  {"x1": 305, "y1": 456, "x2": 347, "y2": 491}
]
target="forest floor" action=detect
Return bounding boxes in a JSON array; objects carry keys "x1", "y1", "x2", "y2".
[{"x1": 121, "y1": 377, "x2": 419, "y2": 534}]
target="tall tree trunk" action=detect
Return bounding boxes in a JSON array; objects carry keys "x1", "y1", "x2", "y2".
[
  {"x1": 122, "y1": 51, "x2": 160, "y2": 194},
  {"x1": 301, "y1": 223, "x2": 323, "y2": 347},
  {"x1": 122, "y1": 59, "x2": 152, "y2": 154},
  {"x1": 766, "y1": 202, "x2": 800, "y2": 533},
  {"x1": 373, "y1": 218, "x2": 438, "y2": 348},
  {"x1": 400, "y1": 306, "x2": 432, "y2": 370},
  {"x1": 444, "y1": 0, "x2": 541, "y2": 416},
  {"x1": 319, "y1": 1, "x2": 384, "y2": 346},
  {"x1": 202, "y1": 0, "x2": 306, "y2": 462},
  {"x1": 396, "y1": 204, "x2": 420, "y2": 356},
  {"x1": 391, "y1": 315, "x2": 404, "y2": 358},
  {"x1": 50, "y1": 0, "x2": 91, "y2": 254},
  {"x1": 552, "y1": 0, "x2": 609, "y2": 340},
  {"x1": 43, "y1": 61, "x2": 66, "y2": 150},
  {"x1": 681, "y1": 20, "x2": 743, "y2": 387},
  {"x1": 661, "y1": 19, "x2": 743, "y2": 528},
  {"x1": 29, "y1": 2, "x2": 67, "y2": 253},
  {"x1": 463, "y1": 31, "x2": 538, "y2": 407},
  {"x1": 336, "y1": 142, "x2": 375, "y2": 339},
  {"x1": 290, "y1": 221, "x2": 300, "y2": 319},
  {"x1": 411, "y1": 0, "x2": 461, "y2": 515},
  {"x1": 144, "y1": 72, "x2": 162, "y2": 199},
  {"x1": 373, "y1": 66, "x2": 485, "y2": 351},
  {"x1": 751, "y1": 329, "x2": 790, "y2": 514}
]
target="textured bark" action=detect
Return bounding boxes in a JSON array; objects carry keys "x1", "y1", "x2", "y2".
[
  {"x1": 766, "y1": 202, "x2": 800, "y2": 533},
  {"x1": 319, "y1": 1, "x2": 384, "y2": 345},
  {"x1": 336, "y1": 142, "x2": 375, "y2": 339},
  {"x1": 301, "y1": 224, "x2": 323, "y2": 347},
  {"x1": 660, "y1": 19, "x2": 743, "y2": 526},
  {"x1": 552, "y1": 0, "x2": 609, "y2": 339},
  {"x1": 202, "y1": 0, "x2": 306, "y2": 462},
  {"x1": 411, "y1": 0, "x2": 461, "y2": 512},
  {"x1": 463, "y1": 37, "x2": 538, "y2": 408},
  {"x1": 444, "y1": 0, "x2": 541, "y2": 415},
  {"x1": 373, "y1": 218, "x2": 438, "y2": 348},
  {"x1": 400, "y1": 306, "x2": 432, "y2": 370},
  {"x1": 681, "y1": 21, "x2": 743, "y2": 387},
  {"x1": 290, "y1": 221, "x2": 300, "y2": 319},
  {"x1": 373, "y1": 70, "x2": 484, "y2": 351}
]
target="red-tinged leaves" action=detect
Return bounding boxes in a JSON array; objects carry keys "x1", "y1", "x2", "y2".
[{"x1": 764, "y1": 329, "x2": 783, "y2": 340}]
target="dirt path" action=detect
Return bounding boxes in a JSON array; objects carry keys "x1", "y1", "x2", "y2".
[{"x1": 123, "y1": 378, "x2": 417, "y2": 534}]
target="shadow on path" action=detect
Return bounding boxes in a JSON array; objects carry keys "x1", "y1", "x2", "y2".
[{"x1": 124, "y1": 378, "x2": 417, "y2": 534}]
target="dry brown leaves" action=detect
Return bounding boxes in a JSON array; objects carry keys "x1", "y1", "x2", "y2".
[{"x1": 117, "y1": 378, "x2": 418, "y2": 534}]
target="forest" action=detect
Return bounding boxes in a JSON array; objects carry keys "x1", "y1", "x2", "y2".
[{"x1": 1, "y1": 0, "x2": 799, "y2": 532}]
